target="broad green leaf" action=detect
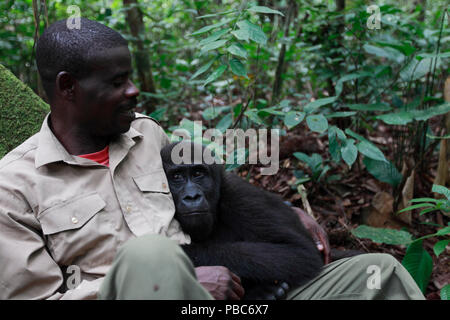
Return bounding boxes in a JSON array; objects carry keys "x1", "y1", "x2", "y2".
[
  {"x1": 306, "y1": 114, "x2": 328, "y2": 133},
  {"x1": 352, "y1": 225, "x2": 413, "y2": 245},
  {"x1": 202, "y1": 106, "x2": 230, "y2": 121},
  {"x1": 234, "y1": 20, "x2": 267, "y2": 45},
  {"x1": 284, "y1": 111, "x2": 305, "y2": 129},
  {"x1": 363, "y1": 157, "x2": 402, "y2": 187},
  {"x1": 441, "y1": 284, "x2": 450, "y2": 300},
  {"x1": 258, "y1": 107, "x2": 285, "y2": 116},
  {"x1": 196, "y1": 10, "x2": 237, "y2": 19},
  {"x1": 199, "y1": 28, "x2": 231, "y2": 46},
  {"x1": 203, "y1": 64, "x2": 227, "y2": 87},
  {"x1": 229, "y1": 58, "x2": 247, "y2": 78},
  {"x1": 376, "y1": 111, "x2": 414, "y2": 125},
  {"x1": 247, "y1": 6, "x2": 284, "y2": 16},
  {"x1": 227, "y1": 43, "x2": 248, "y2": 59},
  {"x1": 398, "y1": 203, "x2": 434, "y2": 213},
  {"x1": 216, "y1": 113, "x2": 232, "y2": 133},
  {"x1": 400, "y1": 58, "x2": 436, "y2": 81},
  {"x1": 335, "y1": 72, "x2": 372, "y2": 96},
  {"x1": 402, "y1": 240, "x2": 433, "y2": 293},
  {"x1": 433, "y1": 239, "x2": 450, "y2": 257},
  {"x1": 328, "y1": 127, "x2": 341, "y2": 163},
  {"x1": 341, "y1": 139, "x2": 358, "y2": 167},
  {"x1": 412, "y1": 103, "x2": 450, "y2": 121},
  {"x1": 417, "y1": 52, "x2": 450, "y2": 59},
  {"x1": 304, "y1": 96, "x2": 337, "y2": 114},
  {"x1": 231, "y1": 29, "x2": 249, "y2": 42},
  {"x1": 326, "y1": 111, "x2": 356, "y2": 118},
  {"x1": 200, "y1": 39, "x2": 228, "y2": 54},
  {"x1": 190, "y1": 59, "x2": 215, "y2": 80},
  {"x1": 436, "y1": 226, "x2": 450, "y2": 236},
  {"x1": 376, "y1": 41, "x2": 416, "y2": 56},
  {"x1": 293, "y1": 152, "x2": 322, "y2": 175},
  {"x1": 432, "y1": 184, "x2": 450, "y2": 200},
  {"x1": 245, "y1": 109, "x2": 264, "y2": 125},
  {"x1": 347, "y1": 103, "x2": 391, "y2": 112},
  {"x1": 363, "y1": 44, "x2": 405, "y2": 63},
  {"x1": 191, "y1": 19, "x2": 232, "y2": 36},
  {"x1": 357, "y1": 141, "x2": 387, "y2": 162}
]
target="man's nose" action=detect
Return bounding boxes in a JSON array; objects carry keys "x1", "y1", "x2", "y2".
[{"x1": 125, "y1": 80, "x2": 140, "y2": 98}]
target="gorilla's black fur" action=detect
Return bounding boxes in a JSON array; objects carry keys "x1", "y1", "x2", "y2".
[{"x1": 160, "y1": 142, "x2": 323, "y2": 299}]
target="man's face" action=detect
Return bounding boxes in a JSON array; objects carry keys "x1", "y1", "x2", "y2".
[{"x1": 74, "y1": 46, "x2": 139, "y2": 138}]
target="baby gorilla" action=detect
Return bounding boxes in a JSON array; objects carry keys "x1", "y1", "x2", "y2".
[{"x1": 160, "y1": 142, "x2": 323, "y2": 299}]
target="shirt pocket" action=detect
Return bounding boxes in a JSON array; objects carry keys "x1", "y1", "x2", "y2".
[
  {"x1": 38, "y1": 192, "x2": 106, "y2": 264},
  {"x1": 132, "y1": 169, "x2": 171, "y2": 194}
]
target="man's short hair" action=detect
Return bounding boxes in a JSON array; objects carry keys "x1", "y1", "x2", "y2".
[{"x1": 36, "y1": 18, "x2": 128, "y2": 100}]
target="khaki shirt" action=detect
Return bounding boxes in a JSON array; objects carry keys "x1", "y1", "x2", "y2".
[{"x1": 0, "y1": 113, "x2": 190, "y2": 299}]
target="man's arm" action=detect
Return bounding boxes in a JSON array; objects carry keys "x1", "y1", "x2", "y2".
[{"x1": 0, "y1": 202, "x2": 103, "y2": 299}]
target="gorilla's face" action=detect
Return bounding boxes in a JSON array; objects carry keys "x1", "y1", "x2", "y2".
[{"x1": 164, "y1": 162, "x2": 221, "y2": 242}]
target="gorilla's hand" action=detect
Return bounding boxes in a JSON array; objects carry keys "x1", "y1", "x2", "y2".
[
  {"x1": 195, "y1": 266, "x2": 245, "y2": 300},
  {"x1": 292, "y1": 207, "x2": 331, "y2": 264}
]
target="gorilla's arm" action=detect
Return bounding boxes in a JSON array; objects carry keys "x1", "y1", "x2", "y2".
[{"x1": 182, "y1": 237, "x2": 323, "y2": 287}]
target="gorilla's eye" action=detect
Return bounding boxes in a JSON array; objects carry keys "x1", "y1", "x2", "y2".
[
  {"x1": 172, "y1": 173, "x2": 183, "y2": 181},
  {"x1": 193, "y1": 169, "x2": 205, "y2": 178}
]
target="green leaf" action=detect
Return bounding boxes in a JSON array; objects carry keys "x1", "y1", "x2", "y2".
[
  {"x1": 341, "y1": 139, "x2": 358, "y2": 168},
  {"x1": 244, "y1": 109, "x2": 264, "y2": 125},
  {"x1": 328, "y1": 127, "x2": 341, "y2": 163},
  {"x1": 335, "y1": 72, "x2": 372, "y2": 97},
  {"x1": 363, "y1": 44, "x2": 405, "y2": 63},
  {"x1": 402, "y1": 240, "x2": 433, "y2": 293},
  {"x1": 376, "y1": 111, "x2": 414, "y2": 125},
  {"x1": 190, "y1": 59, "x2": 215, "y2": 80},
  {"x1": 363, "y1": 157, "x2": 402, "y2": 187},
  {"x1": 233, "y1": 20, "x2": 267, "y2": 45},
  {"x1": 191, "y1": 19, "x2": 232, "y2": 36},
  {"x1": 284, "y1": 111, "x2": 305, "y2": 129},
  {"x1": 441, "y1": 284, "x2": 450, "y2": 300},
  {"x1": 398, "y1": 203, "x2": 434, "y2": 213},
  {"x1": 216, "y1": 113, "x2": 232, "y2": 133},
  {"x1": 229, "y1": 58, "x2": 247, "y2": 78},
  {"x1": 227, "y1": 43, "x2": 248, "y2": 59},
  {"x1": 293, "y1": 152, "x2": 323, "y2": 175},
  {"x1": 326, "y1": 111, "x2": 356, "y2": 118},
  {"x1": 436, "y1": 226, "x2": 450, "y2": 236},
  {"x1": 306, "y1": 114, "x2": 328, "y2": 133},
  {"x1": 352, "y1": 225, "x2": 413, "y2": 245},
  {"x1": 304, "y1": 96, "x2": 337, "y2": 114},
  {"x1": 347, "y1": 103, "x2": 392, "y2": 112},
  {"x1": 200, "y1": 39, "x2": 228, "y2": 54},
  {"x1": 203, "y1": 64, "x2": 227, "y2": 87},
  {"x1": 432, "y1": 184, "x2": 450, "y2": 200},
  {"x1": 400, "y1": 58, "x2": 436, "y2": 81},
  {"x1": 199, "y1": 28, "x2": 231, "y2": 46},
  {"x1": 202, "y1": 106, "x2": 230, "y2": 121},
  {"x1": 247, "y1": 6, "x2": 284, "y2": 16},
  {"x1": 433, "y1": 240, "x2": 450, "y2": 257},
  {"x1": 357, "y1": 141, "x2": 387, "y2": 162},
  {"x1": 196, "y1": 10, "x2": 237, "y2": 19}
]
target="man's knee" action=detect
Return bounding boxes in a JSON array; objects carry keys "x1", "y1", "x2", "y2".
[{"x1": 116, "y1": 234, "x2": 184, "y2": 267}]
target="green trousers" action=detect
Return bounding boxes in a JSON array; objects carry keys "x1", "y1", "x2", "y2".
[{"x1": 98, "y1": 234, "x2": 425, "y2": 300}]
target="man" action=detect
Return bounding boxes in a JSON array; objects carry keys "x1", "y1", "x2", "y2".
[{"x1": 0, "y1": 18, "x2": 424, "y2": 300}]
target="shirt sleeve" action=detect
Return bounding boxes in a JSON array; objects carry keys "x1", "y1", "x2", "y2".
[{"x1": 0, "y1": 191, "x2": 103, "y2": 300}]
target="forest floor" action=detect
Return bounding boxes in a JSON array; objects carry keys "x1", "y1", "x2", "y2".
[{"x1": 178, "y1": 93, "x2": 450, "y2": 300}]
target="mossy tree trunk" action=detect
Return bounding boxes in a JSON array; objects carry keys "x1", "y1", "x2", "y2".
[{"x1": 0, "y1": 63, "x2": 49, "y2": 158}]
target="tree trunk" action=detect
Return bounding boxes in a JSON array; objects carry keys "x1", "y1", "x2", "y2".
[
  {"x1": 0, "y1": 64, "x2": 49, "y2": 158},
  {"x1": 123, "y1": 0, "x2": 157, "y2": 114},
  {"x1": 271, "y1": 0, "x2": 296, "y2": 103}
]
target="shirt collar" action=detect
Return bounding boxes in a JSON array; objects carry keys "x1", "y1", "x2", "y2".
[{"x1": 35, "y1": 113, "x2": 144, "y2": 168}]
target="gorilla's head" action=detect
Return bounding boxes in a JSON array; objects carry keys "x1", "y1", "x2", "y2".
[{"x1": 161, "y1": 141, "x2": 223, "y2": 242}]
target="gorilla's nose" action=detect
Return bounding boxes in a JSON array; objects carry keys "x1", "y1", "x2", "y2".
[{"x1": 182, "y1": 193, "x2": 203, "y2": 207}]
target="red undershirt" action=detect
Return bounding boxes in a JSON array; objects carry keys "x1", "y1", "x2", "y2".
[{"x1": 78, "y1": 145, "x2": 110, "y2": 167}]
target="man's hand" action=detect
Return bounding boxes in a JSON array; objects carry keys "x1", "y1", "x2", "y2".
[
  {"x1": 292, "y1": 207, "x2": 331, "y2": 264},
  {"x1": 195, "y1": 266, "x2": 245, "y2": 300}
]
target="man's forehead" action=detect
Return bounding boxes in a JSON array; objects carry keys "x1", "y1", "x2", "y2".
[{"x1": 86, "y1": 46, "x2": 131, "y2": 73}]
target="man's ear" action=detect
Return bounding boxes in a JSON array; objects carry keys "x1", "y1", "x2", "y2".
[{"x1": 55, "y1": 71, "x2": 76, "y2": 101}]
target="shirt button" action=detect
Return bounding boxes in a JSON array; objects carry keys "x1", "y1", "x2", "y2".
[
  {"x1": 162, "y1": 183, "x2": 167, "y2": 190},
  {"x1": 126, "y1": 206, "x2": 132, "y2": 213},
  {"x1": 71, "y1": 217, "x2": 78, "y2": 224}
]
